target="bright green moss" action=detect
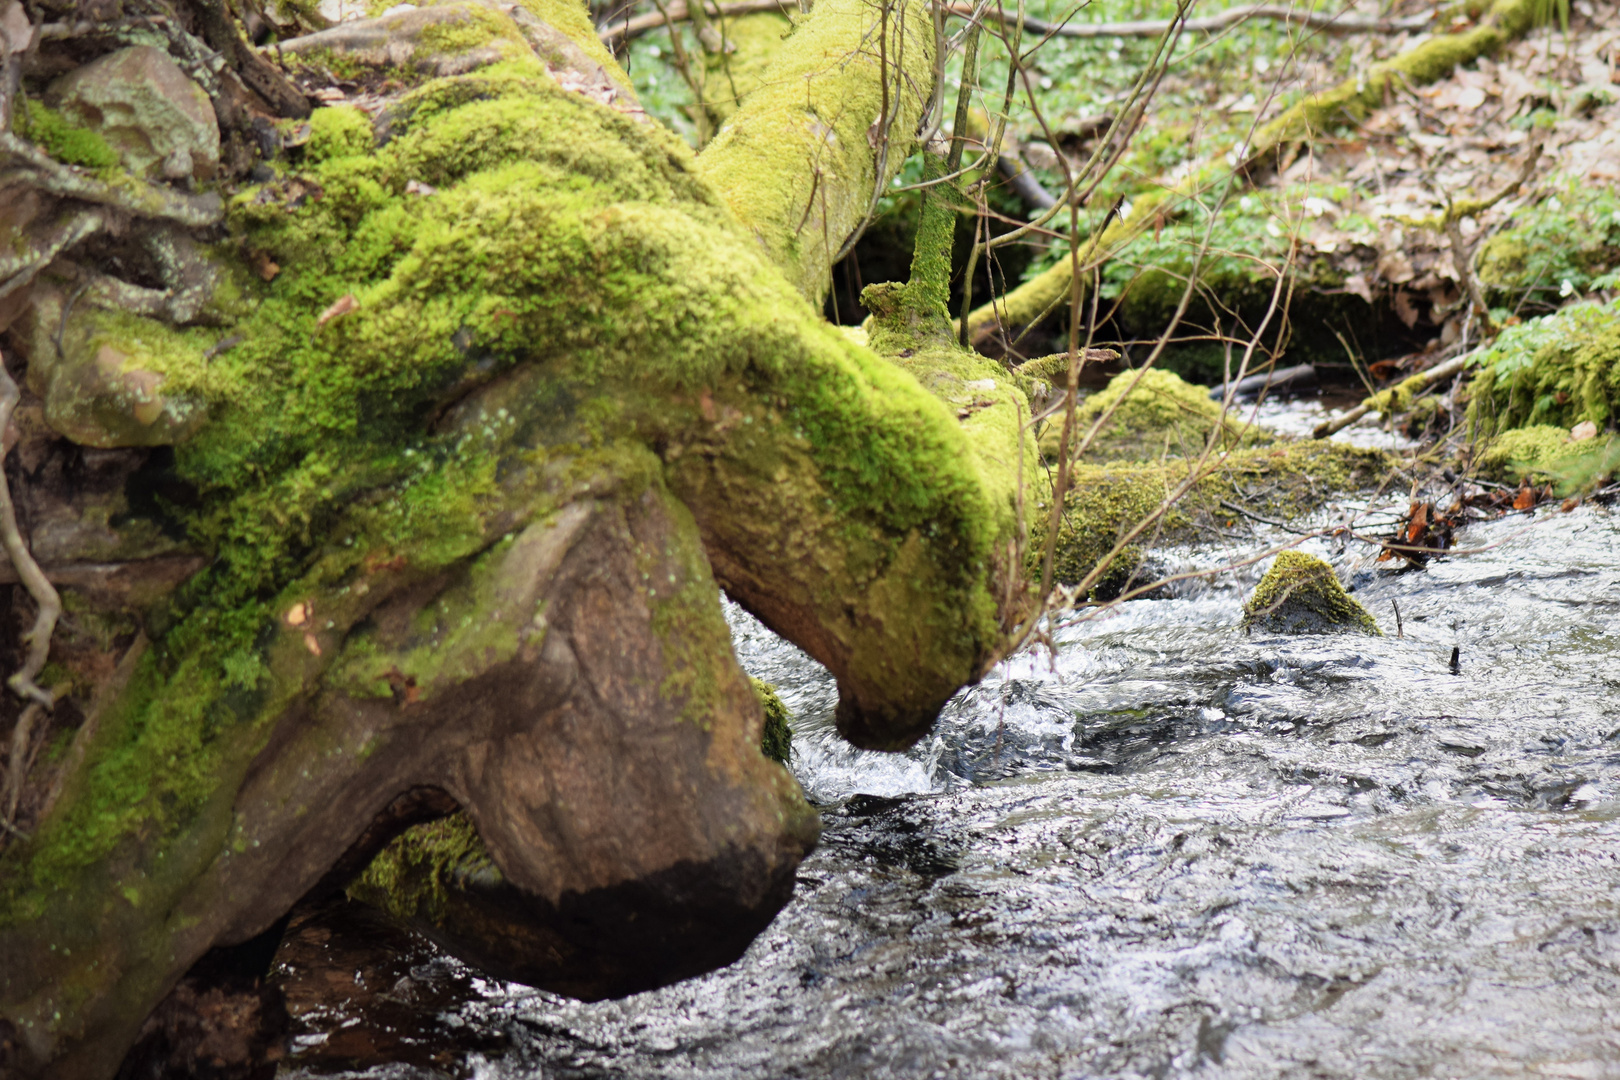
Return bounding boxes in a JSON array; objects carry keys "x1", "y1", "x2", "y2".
[
  {"x1": 349, "y1": 811, "x2": 496, "y2": 925},
  {"x1": 1466, "y1": 300, "x2": 1620, "y2": 435},
  {"x1": 694, "y1": 0, "x2": 936, "y2": 306},
  {"x1": 304, "y1": 104, "x2": 375, "y2": 163},
  {"x1": 416, "y1": 3, "x2": 526, "y2": 56},
  {"x1": 1049, "y1": 368, "x2": 1257, "y2": 464},
  {"x1": 16, "y1": 99, "x2": 120, "y2": 170},
  {"x1": 1046, "y1": 440, "x2": 1391, "y2": 596},
  {"x1": 3, "y1": 35, "x2": 1018, "y2": 924},
  {"x1": 1250, "y1": 0, "x2": 1550, "y2": 155},
  {"x1": 702, "y1": 12, "x2": 794, "y2": 122},
  {"x1": 750, "y1": 677, "x2": 793, "y2": 765},
  {"x1": 1242, "y1": 550, "x2": 1379, "y2": 635}
]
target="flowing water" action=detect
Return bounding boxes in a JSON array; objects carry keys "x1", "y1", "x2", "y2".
[{"x1": 275, "y1": 481, "x2": 1620, "y2": 1079}]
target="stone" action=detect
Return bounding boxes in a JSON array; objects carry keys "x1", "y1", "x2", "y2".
[
  {"x1": 47, "y1": 45, "x2": 219, "y2": 180},
  {"x1": 1242, "y1": 551, "x2": 1381, "y2": 635}
]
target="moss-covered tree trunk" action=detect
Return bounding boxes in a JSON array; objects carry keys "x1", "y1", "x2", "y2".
[{"x1": 0, "y1": 0, "x2": 1040, "y2": 1075}]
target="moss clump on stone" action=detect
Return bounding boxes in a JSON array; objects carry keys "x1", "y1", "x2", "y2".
[
  {"x1": 15, "y1": 99, "x2": 121, "y2": 170},
  {"x1": 1476, "y1": 423, "x2": 1615, "y2": 484},
  {"x1": 1466, "y1": 300, "x2": 1620, "y2": 436},
  {"x1": 1045, "y1": 439, "x2": 1392, "y2": 597},
  {"x1": 750, "y1": 677, "x2": 792, "y2": 765},
  {"x1": 1242, "y1": 550, "x2": 1380, "y2": 635},
  {"x1": 349, "y1": 811, "x2": 496, "y2": 926},
  {"x1": 1045, "y1": 368, "x2": 1257, "y2": 464},
  {"x1": 303, "y1": 103, "x2": 375, "y2": 163}
]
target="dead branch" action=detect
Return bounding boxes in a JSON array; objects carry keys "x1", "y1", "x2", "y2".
[
  {"x1": 1312, "y1": 352, "x2": 1472, "y2": 439},
  {"x1": 601, "y1": 0, "x2": 1428, "y2": 43}
]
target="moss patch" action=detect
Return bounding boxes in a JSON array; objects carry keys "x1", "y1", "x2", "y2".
[
  {"x1": 1466, "y1": 299, "x2": 1620, "y2": 435},
  {"x1": 349, "y1": 811, "x2": 496, "y2": 926},
  {"x1": 750, "y1": 677, "x2": 792, "y2": 765},
  {"x1": 1242, "y1": 550, "x2": 1379, "y2": 635},
  {"x1": 15, "y1": 99, "x2": 121, "y2": 170},
  {"x1": 1048, "y1": 368, "x2": 1257, "y2": 464},
  {"x1": 1046, "y1": 440, "x2": 1392, "y2": 597}
]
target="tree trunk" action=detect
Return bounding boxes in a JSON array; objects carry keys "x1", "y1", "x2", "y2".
[{"x1": 0, "y1": 0, "x2": 1031, "y2": 1075}]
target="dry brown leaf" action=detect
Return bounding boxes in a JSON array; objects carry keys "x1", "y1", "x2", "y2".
[{"x1": 317, "y1": 294, "x2": 359, "y2": 328}]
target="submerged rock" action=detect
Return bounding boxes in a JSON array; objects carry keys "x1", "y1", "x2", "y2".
[{"x1": 1242, "y1": 551, "x2": 1380, "y2": 635}]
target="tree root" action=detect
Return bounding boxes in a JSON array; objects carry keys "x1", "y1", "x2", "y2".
[
  {"x1": 0, "y1": 356, "x2": 60, "y2": 842},
  {"x1": 0, "y1": 132, "x2": 223, "y2": 227}
]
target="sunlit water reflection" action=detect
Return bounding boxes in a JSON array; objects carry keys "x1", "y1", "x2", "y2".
[{"x1": 279, "y1": 498, "x2": 1620, "y2": 1080}]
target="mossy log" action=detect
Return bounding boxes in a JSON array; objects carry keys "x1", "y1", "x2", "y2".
[
  {"x1": 0, "y1": 0, "x2": 1027, "y2": 1074},
  {"x1": 964, "y1": 0, "x2": 1558, "y2": 347}
]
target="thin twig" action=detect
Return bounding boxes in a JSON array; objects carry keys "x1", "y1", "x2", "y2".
[{"x1": 599, "y1": 0, "x2": 1428, "y2": 42}]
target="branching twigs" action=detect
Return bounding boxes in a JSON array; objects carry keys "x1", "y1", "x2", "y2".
[
  {"x1": 1312, "y1": 352, "x2": 1472, "y2": 439},
  {"x1": 0, "y1": 357, "x2": 59, "y2": 840},
  {"x1": 600, "y1": 0, "x2": 1428, "y2": 43}
]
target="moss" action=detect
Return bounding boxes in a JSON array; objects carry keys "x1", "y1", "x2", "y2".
[
  {"x1": 416, "y1": 3, "x2": 526, "y2": 56},
  {"x1": 303, "y1": 104, "x2": 375, "y2": 163},
  {"x1": 1249, "y1": 0, "x2": 1552, "y2": 157},
  {"x1": 1242, "y1": 550, "x2": 1379, "y2": 635},
  {"x1": 1047, "y1": 440, "x2": 1392, "y2": 596},
  {"x1": 2, "y1": 11, "x2": 1018, "y2": 932},
  {"x1": 693, "y1": 0, "x2": 936, "y2": 305},
  {"x1": 1363, "y1": 370, "x2": 1433, "y2": 417},
  {"x1": 1051, "y1": 367, "x2": 1257, "y2": 464},
  {"x1": 750, "y1": 677, "x2": 792, "y2": 765},
  {"x1": 348, "y1": 811, "x2": 496, "y2": 926},
  {"x1": 15, "y1": 99, "x2": 121, "y2": 171},
  {"x1": 1476, "y1": 423, "x2": 1599, "y2": 482},
  {"x1": 702, "y1": 12, "x2": 795, "y2": 122},
  {"x1": 964, "y1": 188, "x2": 1173, "y2": 341},
  {"x1": 1466, "y1": 300, "x2": 1620, "y2": 435}
]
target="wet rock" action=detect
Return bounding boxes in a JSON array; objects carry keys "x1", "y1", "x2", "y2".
[
  {"x1": 751, "y1": 677, "x2": 793, "y2": 765},
  {"x1": 48, "y1": 46, "x2": 220, "y2": 181},
  {"x1": 1242, "y1": 550, "x2": 1380, "y2": 635}
]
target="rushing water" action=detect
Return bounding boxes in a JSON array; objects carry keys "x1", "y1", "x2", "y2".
[{"x1": 275, "y1": 491, "x2": 1620, "y2": 1080}]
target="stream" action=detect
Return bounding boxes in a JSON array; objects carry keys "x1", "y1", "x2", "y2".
[{"x1": 273, "y1": 414, "x2": 1620, "y2": 1079}]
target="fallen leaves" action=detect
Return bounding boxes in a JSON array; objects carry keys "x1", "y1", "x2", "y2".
[{"x1": 317, "y1": 294, "x2": 359, "y2": 329}]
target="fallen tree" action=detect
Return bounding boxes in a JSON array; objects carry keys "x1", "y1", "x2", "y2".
[
  {"x1": 0, "y1": 0, "x2": 1042, "y2": 1074},
  {"x1": 0, "y1": 0, "x2": 1414, "y2": 1074}
]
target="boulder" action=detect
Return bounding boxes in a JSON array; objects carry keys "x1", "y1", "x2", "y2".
[
  {"x1": 1242, "y1": 551, "x2": 1380, "y2": 635},
  {"x1": 48, "y1": 45, "x2": 220, "y2": 180}
]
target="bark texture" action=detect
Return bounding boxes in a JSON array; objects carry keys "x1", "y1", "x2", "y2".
[{"x1": 0, "y1": 0, "x2": 1020, "y2": 1075}]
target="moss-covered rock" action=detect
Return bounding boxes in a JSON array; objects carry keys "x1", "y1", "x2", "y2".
[
  {"x1": 1042, "y1": 368, "x2": 1257, "y2": 464},
  {"x1": 46, "y1": 45, "x2": 220, "y2": 180},
  {"x1": 1466, "y1": 299, "x2": 1620, "y2": 436},
  {"x1": 1046, "y1": 440, "x2": 1392, "y2": 598},
  {"x1": 751, "y1": 677, "x2": 793, "y2": 765},
  {"x1": 1241, "y1": 550, "x2": 1380, "y2": 635}
]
